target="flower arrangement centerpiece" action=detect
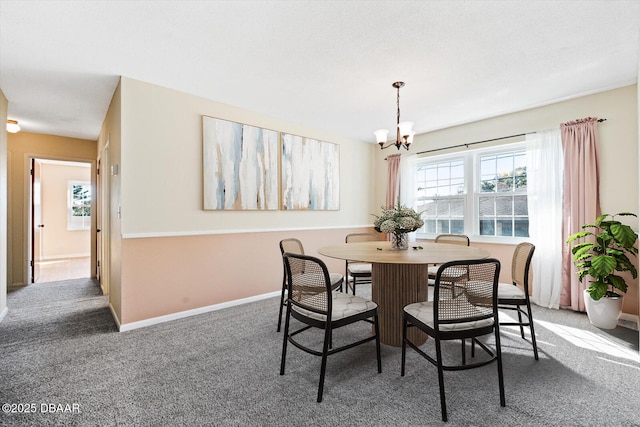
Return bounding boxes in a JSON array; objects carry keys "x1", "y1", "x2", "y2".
[{"x1": 373, "y1": 202, "x2": 424, "y2": 250}]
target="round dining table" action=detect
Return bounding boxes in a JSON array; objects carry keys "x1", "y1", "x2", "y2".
[{"x1": 318, "y1": 240, "x2": 490, "y2": 347}]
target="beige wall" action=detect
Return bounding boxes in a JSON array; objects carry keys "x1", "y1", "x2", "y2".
[
  {"x1": 7, "y1": 132, "x2": 97, "y2": 285},
  {"x1": 105, "y1": 77, "x2": 376, "y2": 327},
  {"x1": 375, "y1": 85, "x2": 639, "y2": 316},
  {"x1": 0, "y1": 90, "x2": 8, "y2": 319},
  {"x1": 40, "y1": 162, "x2": 91, "y2": 259}
]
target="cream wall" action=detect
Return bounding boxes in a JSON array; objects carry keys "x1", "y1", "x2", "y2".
[
  {"x1": 0, "y1": 90, "x2": 8, "y2": 321},
  {"x1": 40, "y1": 162, "x2": 91, "y2": 259},
  {"x1": 375, "y1": 85, "x2": 639, "y2": 316},
  {"x1": 119, "y1": 78, "x2": 375, "y2": 236},
  {"x1": 104, "y1": 78, "x2": 377, "y2": 327},
  {"x1": 7, "y1": 132, "x2": 97, "y2": 286}
]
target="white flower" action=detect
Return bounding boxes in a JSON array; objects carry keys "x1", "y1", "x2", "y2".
[{"x1": 372, "y1": 202, "x2": 424, "y2": 234}]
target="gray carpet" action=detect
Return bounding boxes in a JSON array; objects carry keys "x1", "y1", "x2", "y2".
[{"x1": 1, "y1": 278, "x2": 639, "y2": 426}]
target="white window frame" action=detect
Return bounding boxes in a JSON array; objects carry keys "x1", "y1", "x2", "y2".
[
  {"x1": 415, "y1": 141, "x2": 529, "y2": 243},
  {"x1": 67, "y1": 180, "x2": 91, "y2": 231}
]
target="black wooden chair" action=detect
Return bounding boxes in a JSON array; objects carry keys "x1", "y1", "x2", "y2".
[
  {"x1": 280, "y1": 252, "x2": 381, "y2": 402},
  {"x1": 344, "y1": 232, "x2": 379, "y2": 295},
  {"x1": 277, "y1": 238, "x2": 343, "y2": 332},
  {"x1": 401, "y1": 258, "x2": 504, "y2": 422},
  {"x1": 427, "y1": 234, "x2": 471, "y2": 281}
]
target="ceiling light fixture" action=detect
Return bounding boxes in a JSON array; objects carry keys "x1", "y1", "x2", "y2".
[
  {"x1": 375, "y1": 81, "x2": 414, "y2": 150},
  {"x1": 6, "y1": 119, "x2": 21, "y2": 133}
]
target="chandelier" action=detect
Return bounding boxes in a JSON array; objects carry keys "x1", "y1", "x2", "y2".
[{"x1": 374, "y1": 81, "x2": 414, "y2": 150}]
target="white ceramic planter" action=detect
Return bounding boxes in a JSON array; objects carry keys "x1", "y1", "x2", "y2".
[{"x1": 583, "y1": 289, "x2": 622, "y2": 329}]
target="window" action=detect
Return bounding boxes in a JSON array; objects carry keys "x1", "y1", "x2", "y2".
[
  {"x1": 416, "y1": 158, "x2": 465, "y2": 234},
  {"x1": 68, "y1": 181, "x2": 91, "y2": 230},
  {"x1": 415, "y1": 143, "x2": 529, "y2": 240},
  {"x1": 477, "y1": 151, "x2": 528, "y2": 237}
]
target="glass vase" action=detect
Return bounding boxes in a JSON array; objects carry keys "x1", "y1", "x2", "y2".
[{"x1": 390, "y1": 233, "x2": 409, "y2": 251}]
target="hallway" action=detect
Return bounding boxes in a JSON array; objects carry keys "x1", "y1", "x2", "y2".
[{"x1": 36, "y1": 256, "x2": 91, "y2": 283}]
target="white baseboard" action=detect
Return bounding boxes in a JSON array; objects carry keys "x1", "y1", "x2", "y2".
[
  {"x1": 108, "y1": 303, "x2": 121, "y2": 330},
  {"x1": 619, "y1": 313, "x2": 639, "y2": 330},
  {"x1": 116, "y1": 290, "x2": 281, "y2": 332},
  {"x1": 0, "y1": 307, "x2": 8, "y2": 323},
  {"x1": 41, "y1": 254, "x2": 90, "y2": 261},
  {"x1": 619, "y1": 313, "x2": 638, "y2": 322}
]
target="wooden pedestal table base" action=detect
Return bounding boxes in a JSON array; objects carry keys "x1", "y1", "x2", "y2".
[{"x1": 371, "y1": 263, "x2": 429, "y2": 347}]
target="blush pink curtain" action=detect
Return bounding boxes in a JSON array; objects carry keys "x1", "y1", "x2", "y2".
[
  {"x1": 560, "y1": 117, "x2": 601, "y2": 311},
  {"x1": 386, "y1": 154, "x2": 402, "y2": 208}
]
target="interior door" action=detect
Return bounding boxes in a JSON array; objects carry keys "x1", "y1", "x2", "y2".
[{"x1": 31, "y1": 158, "x2": 43, "y2": 283}]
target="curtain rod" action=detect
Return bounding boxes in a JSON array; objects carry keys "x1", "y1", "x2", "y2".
[{"x1": 413, "y1": 118, "x2": 607, "y2": 156}]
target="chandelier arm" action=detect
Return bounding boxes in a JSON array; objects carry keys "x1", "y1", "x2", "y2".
[{"x1": 380, "y1": 141, "x2": 401, "y2": 150}]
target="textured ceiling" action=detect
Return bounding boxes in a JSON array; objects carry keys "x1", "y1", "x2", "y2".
[{"x1": 1, "y1": 0, "x2": 639, "y2": 142}]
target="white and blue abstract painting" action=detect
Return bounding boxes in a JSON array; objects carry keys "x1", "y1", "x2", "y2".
[
  {"x1": 203, "y1": 116, "x2": 279, "y2": 210},
  {"x1": 281, "y1": 134, "x2": 340, "y2": 210}
]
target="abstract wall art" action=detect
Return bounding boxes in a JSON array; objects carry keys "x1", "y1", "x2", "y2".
[
  {"x1": 281, "y1": 133, "x2": 340, "y2": 210},
  {"x1": 203, "y1": 116, "x2": 279, "y2": 210}
]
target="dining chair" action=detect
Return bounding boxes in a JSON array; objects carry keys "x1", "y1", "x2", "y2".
[
  {"x1": 277, "y1": 238, "x2": 343, "y2": 332},
  {"x1": 344, "y1": 233, "x2": 379, "y2": 295},
  {"x1": 427, "y1": 234, "x2": 470, "y2": 280},
  {"x1": 280, "y1": 252, "x2": 382, "y2": 402},
  {"x1": 401, "y1": 258, "x2": 504, "y2": 422},
  {"x1": 496, "y1": 242, "x2": 538, "y2": 359}
]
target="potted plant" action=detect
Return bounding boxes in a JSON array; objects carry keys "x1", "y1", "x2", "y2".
[
  {"x1": 566, "y1": 212, "x2": 638, "y2": 329},
  {"x1": 373, "y1": 202, "x2": 424, "y2": 250}
]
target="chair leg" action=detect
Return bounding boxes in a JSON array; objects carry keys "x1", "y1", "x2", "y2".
[
  {"x1": 494, "y1": 324, "x2": 506, "y2": 407},
  {"x1": 280, "y1": 304, "x2": 291, "y2": 375},
  {"x1": 401, "y1": 316, "x2": 407, "y2": 376},
  {"x1": 517, "y1": 305, "x2": 525, "y2": 339},
  {"x1": 526, "y1": 300, "x2": 539, "y2": 360},
  {"x1": 374, "y1": 314, "x2": 382, "y2": 373},
  {"x1": 328, "y1": 325, "x2": 333, "y2": 349},
  {"x1": 277, "y1": 279, "x2": 286, "y2": 332},
  {"x1": 352, "y1": 277, "x2": 357, "y2": 295},
  {"x1": 461, "y1": 339, "x2": 466, "y2": 365},
  {"x1": 435, "y1": 337, "x2": 448, "y2": 422},
  {"x1": 317, "y1": 326, "x2": 331, "y2": 402}
]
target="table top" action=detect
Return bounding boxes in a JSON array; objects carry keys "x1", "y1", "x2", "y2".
[{"x1": 318, "y1": 241, "x2": 490, "y2": 265}]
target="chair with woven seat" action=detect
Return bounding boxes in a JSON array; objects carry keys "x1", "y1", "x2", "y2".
[
  {"x1": 344, "y1": 233, "x2": 379, "y2": 295},
  {"x1": 427, "y1": 234, "x2": 470, "y2": 281},
  {"x1": 280, "y1": 252, "x2": 382, "y2": 402},
  {"x1": 497, "y1": 242, "x2": 538, "y2": 359},
  {"x1": 277, "y1": 238, "x2": 343, "y2": 332},
  {"x1": 401, "y1": 258, "x2": 505, "y2": 422}
]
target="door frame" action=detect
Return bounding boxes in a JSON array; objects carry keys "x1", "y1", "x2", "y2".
[
  {"x1": 97, "y1": 139, "x2": 110, "y2": 295},
  {"x1": 24, "y1": 154, "x2": 97, "y2": 285}
]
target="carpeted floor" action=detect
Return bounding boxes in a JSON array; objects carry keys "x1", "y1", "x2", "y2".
[{"x1": 0, "y1": 278, "x2": 638, "y2": 426}]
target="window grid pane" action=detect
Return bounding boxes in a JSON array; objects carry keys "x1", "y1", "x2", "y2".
[{"x1": 417, "y1": 146, "x2": 528, "y2": 238}]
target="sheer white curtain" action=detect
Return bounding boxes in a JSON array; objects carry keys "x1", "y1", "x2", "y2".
[
  {"x1": 399, "y1": 154, "x2": 418, "y2": 242},
  {"x1": 526, "y1": 129, "x2": 563, "y2": 308}
]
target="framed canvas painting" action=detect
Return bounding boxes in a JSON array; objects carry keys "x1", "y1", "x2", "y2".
[
  {"x1": 203, "y1": 116, "x2": 279, "y2": 210},
  {"x1": 281, "y1": 133, "x2": 339, "y2": 210}
]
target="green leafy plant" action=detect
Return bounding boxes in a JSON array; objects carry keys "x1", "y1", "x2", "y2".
[{"x1": 566, "y1": 212, "x2": 638, "y2": 300}]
